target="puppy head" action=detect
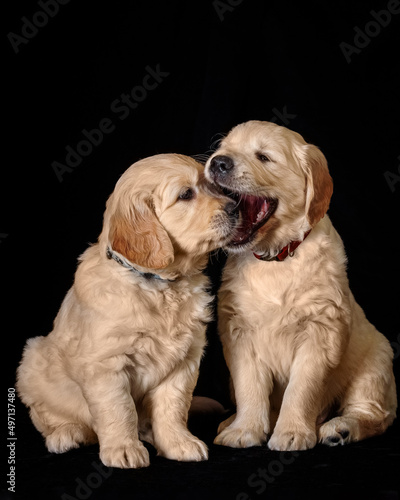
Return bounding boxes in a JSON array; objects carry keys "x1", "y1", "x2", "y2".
[
  {"x1": 103, "y1": 154, "x2": 237, "y2": 273},
  {"x1": 205, "y1": 120, "x2": 333, "y2": 255}
]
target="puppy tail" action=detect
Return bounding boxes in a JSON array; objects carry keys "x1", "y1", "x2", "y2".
[{"x1": 189, "y1": 396, "x2": 228, "y2": 416}]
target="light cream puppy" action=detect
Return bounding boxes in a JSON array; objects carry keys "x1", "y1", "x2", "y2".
[
  {"x1": 205, "y1": 120, "x2": 397, "y2": 451},
  {"x1": 17, "y1": 154, "x2": 238, "y2": 468}
]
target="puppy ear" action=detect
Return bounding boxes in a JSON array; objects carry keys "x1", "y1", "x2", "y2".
[
  {"x1": 301, "y1": 145, "x2": 333, "y2": 227},
  {"x1": 109, "y1": 197, "x2": 174, "y2": 270}
]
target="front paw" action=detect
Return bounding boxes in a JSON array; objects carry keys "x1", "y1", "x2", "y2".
[
  {"x1": 158, "y1": 433, "x2": 208, "y2": 462},
  {"x1": 268, "y1": 428, "x2": 317, "y2": 451},
  {"x1": 100, "y1": 440, "x2": 150, "y2": 469},
  {"x1": 214, "y1": 424, "x2": 267, "y2": 448}
]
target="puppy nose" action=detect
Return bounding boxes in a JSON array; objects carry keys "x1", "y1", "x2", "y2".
[
  {"x1": 209, "y1": 155, "x2": 234, "y2": 175},
  {"x1": 224, "y1": 200, "x2": 239, "y2": 218}
]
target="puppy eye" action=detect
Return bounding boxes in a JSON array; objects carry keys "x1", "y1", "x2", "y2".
[
  {"x1": 178, "y1": 188, "x2": 195, "y2": 201},
  {"x1": 256, "y1": 152, "x2": 271, "y2": 162}
]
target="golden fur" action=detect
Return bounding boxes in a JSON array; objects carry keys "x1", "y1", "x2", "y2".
[
  {"x1": 205, "y1": 120, "x2": 397, "y2": 450},
  {"x1": 17, "y1": 154, "x2": 237, "y2": 468}
]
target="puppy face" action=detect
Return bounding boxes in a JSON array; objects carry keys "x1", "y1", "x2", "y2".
[
  {"x1": 104, "y1": 154, "x2": 237, "y2": 272},
  {"x1": 205, "y1": 120, "x2": 333, "y2": 256}
]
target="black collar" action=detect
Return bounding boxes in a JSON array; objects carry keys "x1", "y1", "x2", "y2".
[{"x1": 106, "y1": 247, "x2": 176, "y2": 282}]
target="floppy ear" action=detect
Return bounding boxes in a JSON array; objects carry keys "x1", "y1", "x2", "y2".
[
  {"x1": 301, "y1": 144, "x2": 333, "y2": 227},
  {"x1": 109, "y1": 196, "x2": 174, "y2": 270}
]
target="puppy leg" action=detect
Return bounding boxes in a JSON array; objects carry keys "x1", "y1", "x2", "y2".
[
  {"x1": 319, "y1": 385, "x2": 396, "y2": 446},
  {"x1": 215, "y1": 334, "x2": 272, "y2": 448},
  {"x1": 17, "y1": 337, "x2": 97, "y2": 453},
  {"x1": 319, "y1": 340, "x2": 397, "y2": 446},
  {"x1": 137, "y1": 407, "x2": 154, "y2": 446},
  {"x1": 268, "y1": 339, "x2": 330, "y2": 451},
  {"x1": 23, "y1": 402, "x2": 97, "y2": 454},
  {"x1": 149, "y1": 359, "x2": 208, "y2": 462},
  {"x1": 84, "y1": 366, "x2": 150, "y2": 469}
]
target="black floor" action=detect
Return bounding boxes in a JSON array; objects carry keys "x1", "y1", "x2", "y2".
[{"x1": 5, "y1": 394, "x2": 399, "y2": 500}]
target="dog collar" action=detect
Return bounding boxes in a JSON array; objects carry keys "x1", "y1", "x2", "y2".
[
  {"x1": 253, "y1": 230, "x2": 311, "y2": 262},
  {"x1": 106, "y1": 247, "x2": 176, "y2": 282}
]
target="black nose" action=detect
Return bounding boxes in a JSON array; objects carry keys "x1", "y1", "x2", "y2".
[{"x1": 209, "y1": 155, "x2": 234, "y2": 175}]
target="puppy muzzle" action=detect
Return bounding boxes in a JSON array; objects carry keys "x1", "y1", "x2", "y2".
[{"x1": 208, "y1": 155, "x2": 234, "y2": 183}]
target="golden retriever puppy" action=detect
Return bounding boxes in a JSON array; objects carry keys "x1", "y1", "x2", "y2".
[
  {"x1": 204, "y1": 120, "x2": 397, "y2": 451},
  {"x1": 17, "y1": 153, "x2": 238, "y2": 468}
]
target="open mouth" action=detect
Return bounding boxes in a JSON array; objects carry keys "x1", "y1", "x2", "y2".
[{"x1": 220, "y1": 187, "x2": 278, "y2": 247}]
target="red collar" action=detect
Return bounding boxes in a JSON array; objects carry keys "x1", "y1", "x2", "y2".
[{"x1": 253, "y1": 230, "x2": 311, "y2": 262}]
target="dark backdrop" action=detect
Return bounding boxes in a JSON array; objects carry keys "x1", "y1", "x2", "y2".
[{"x1": 3, "y1": 1, "x2": 400, "y2": 499}]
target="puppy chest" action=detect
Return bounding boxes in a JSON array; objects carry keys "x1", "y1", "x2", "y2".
[
  {"x1": 222, "y1": 257, "x2": 329, "y2": 325},
  {"x1": 220, "y1": 269, "x2": 304, "y2": 376},
  {"x1": 126, "y1": 322, "x2": 205, "y2": 393},
  {"x1": 133, "y1": 289, "x2": 210, "y2": 333},
  {"x1": 223, "y1": 272, "x2": 288, "y2": 324},
  {"x1": 125, "y1": 291, "x2": 209, "y2": 388}
]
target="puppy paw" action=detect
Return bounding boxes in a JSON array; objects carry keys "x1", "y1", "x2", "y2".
[
  {"x1": 214, "y1": 424, "x2": 267, "y2": 448},
  {"x1": 100, "y1": 440, "x2": 150, "y2": 469},
  {"x1": 158, "y1": 434, "x2": 208, "y2": 462},
  {"x1": 268, "y1": 428, "x2": 317, "y2": 451},
  {"x1": 46, "y1": 423, "x2": 96, "y2": 453},
  {"x1": 319, "y1": 417, "x2": 354, "y2": 446}
]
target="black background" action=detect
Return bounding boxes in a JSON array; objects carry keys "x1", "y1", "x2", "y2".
[{"x1": 3, "y1": 1, "x2": 400, "y2": 499}]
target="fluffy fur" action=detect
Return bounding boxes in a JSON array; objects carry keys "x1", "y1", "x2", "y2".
[
  {"x1": 205, "y1": 120, "x2": 397, "y2": 451},
  {"x1": 17, "y1": 153, "x2": 237, "y2": 468}
]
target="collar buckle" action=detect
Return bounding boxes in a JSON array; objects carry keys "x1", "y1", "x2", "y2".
[
  {"x1": 287, "y1": 242, "x2": 295, "y2": 258},
  {"x1": 253, "y1": 229, "x2": 311, "y2": 262}
]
